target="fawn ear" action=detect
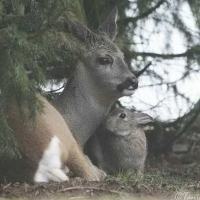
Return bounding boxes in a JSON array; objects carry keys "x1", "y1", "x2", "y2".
[
  {"x1": 135, "y1": 113, "x2": 154, "y2": 125},
  {"x1": 70, "y1": 21, "x2": 96, "y2": 43},
  {"x1": 99, "y1": 7, "x2": 118, "y2": 41}
]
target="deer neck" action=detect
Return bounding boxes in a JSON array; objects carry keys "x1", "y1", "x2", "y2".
[{"x1": 53, "y1": 63, "x2": 114, "y2": 148}]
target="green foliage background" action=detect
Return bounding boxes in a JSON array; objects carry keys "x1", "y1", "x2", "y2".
[{"x1": 0, "y1": 0, "x2": 85, "y2": 159}]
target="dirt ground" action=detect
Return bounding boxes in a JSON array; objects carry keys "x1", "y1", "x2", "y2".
[{"x1": 0, "y1": 149, "x2": 200, "y2": 200}]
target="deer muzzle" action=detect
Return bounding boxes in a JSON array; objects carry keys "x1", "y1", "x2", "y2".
[{"x1": 117, "y1": 77, "x2": 138, "y2": 96}]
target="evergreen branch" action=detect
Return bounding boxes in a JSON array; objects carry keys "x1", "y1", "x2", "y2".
[
  {"x1": 0, "y1": 15, "x2": 24, "y2": 30},
  {"x1": 131, "y1": 47, "x2": 200, "y2": 59},
  {"x1": 134, "y1": 51, "x2": 187, "y2": 58},
  {"x1": 139, "y1": 69, "x2": 197, "y2": 88},
  {"x1": 47, "y1": 84, "x2": 66, "y2": 93},
  {"x1": 136, "y1": 62, "x2": 152, "y2": 77},
  {"x1": 124, "y1": 0, "x2": 166, "y2": 24},
  {"x1": 141, "y1": 97, "x2": 167, "y2": 111}
]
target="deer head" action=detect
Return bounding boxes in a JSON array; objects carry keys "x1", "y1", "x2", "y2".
[{"x1": 69, "y1": 7, "x2": 138, "y2": 99}]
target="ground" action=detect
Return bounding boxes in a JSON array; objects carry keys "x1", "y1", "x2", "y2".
[{"x1": 0, "y1": 148, "x2": 200, "y2": 200}]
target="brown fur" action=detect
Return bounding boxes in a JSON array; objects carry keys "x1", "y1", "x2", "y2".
[{"x1": 0, "y1": 95, "x2": 98, "y2": 182}]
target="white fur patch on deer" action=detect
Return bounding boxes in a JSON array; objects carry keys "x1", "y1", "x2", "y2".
[{"x1": 34, "y1": 136, "x2": 68, "y2": 182}]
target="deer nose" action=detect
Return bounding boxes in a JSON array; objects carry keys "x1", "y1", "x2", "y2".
[{"x1": 128, "y1": 76, "x2": 138, "y2": 90}]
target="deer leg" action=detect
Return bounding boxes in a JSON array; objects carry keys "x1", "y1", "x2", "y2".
[
  {"x1": 35, "y1": 168, "x2": 68, "y2": 182},
  {"x1": 84, "y1": 155, "x2": 107, "y2": 180},
  {"x1": 45, "y1": 168, "x2": 69, "y2": 182},
  {"x1": 67, "y1": 143, "x2": 106, "y2": 181}
]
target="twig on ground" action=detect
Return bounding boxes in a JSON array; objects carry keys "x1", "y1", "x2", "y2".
[
  {"x1": 58, "y1": 186, "x2": 121, "y2": 195},
  {"x1": 140, "y1": 184, "x2": 152, "y2": 193},
  {"x1": 3, "y1": 182, "x2": 12, "y2": 190}
]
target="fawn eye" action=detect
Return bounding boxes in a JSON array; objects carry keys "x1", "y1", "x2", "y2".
[
  {"x1": 98, "y1": 57, "x2": 112, "y2": 65},
  {"x1": 119, "y1": 113, "x2": 126, "y2": 119}
]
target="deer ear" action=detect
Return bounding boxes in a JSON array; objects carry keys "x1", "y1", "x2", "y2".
[
  {"x1": 99, "y1": 7, "x2": 118, "y2": 41},
  {"x1": 70, "y1": 21, "x2": 95, "y2": 43}
]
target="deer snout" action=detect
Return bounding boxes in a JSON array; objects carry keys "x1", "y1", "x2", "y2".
[
  {"x1": 127, "y1": 76, "x2": 138, "y2": 90},
  {"x1": 117, "y1": 75, "x2": 138, "y2": 96}
]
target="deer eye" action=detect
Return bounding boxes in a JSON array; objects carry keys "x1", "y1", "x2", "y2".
[
  {"x1": 98, "y1": 57, "x2": 112, "y2": 65},
  {"x1": 119, "y1": 113, "x2": 126, "y2": 119}
]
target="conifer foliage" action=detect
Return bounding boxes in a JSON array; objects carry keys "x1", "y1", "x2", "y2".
[{"x1": 0, "y1": 0, "x2": 80, "y2": 159}]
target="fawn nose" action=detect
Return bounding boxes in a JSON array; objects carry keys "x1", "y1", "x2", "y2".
[{"x1": 128, "y1": 76, "x2": 138, "y2": 90}]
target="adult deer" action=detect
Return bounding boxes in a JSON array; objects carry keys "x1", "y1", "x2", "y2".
[
  {"x1": 53, "y1": 7, "x2": 138, "y2": 157},
  {"x1": 0, "y1": 7, "x2": 138, "y2": 183}
]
